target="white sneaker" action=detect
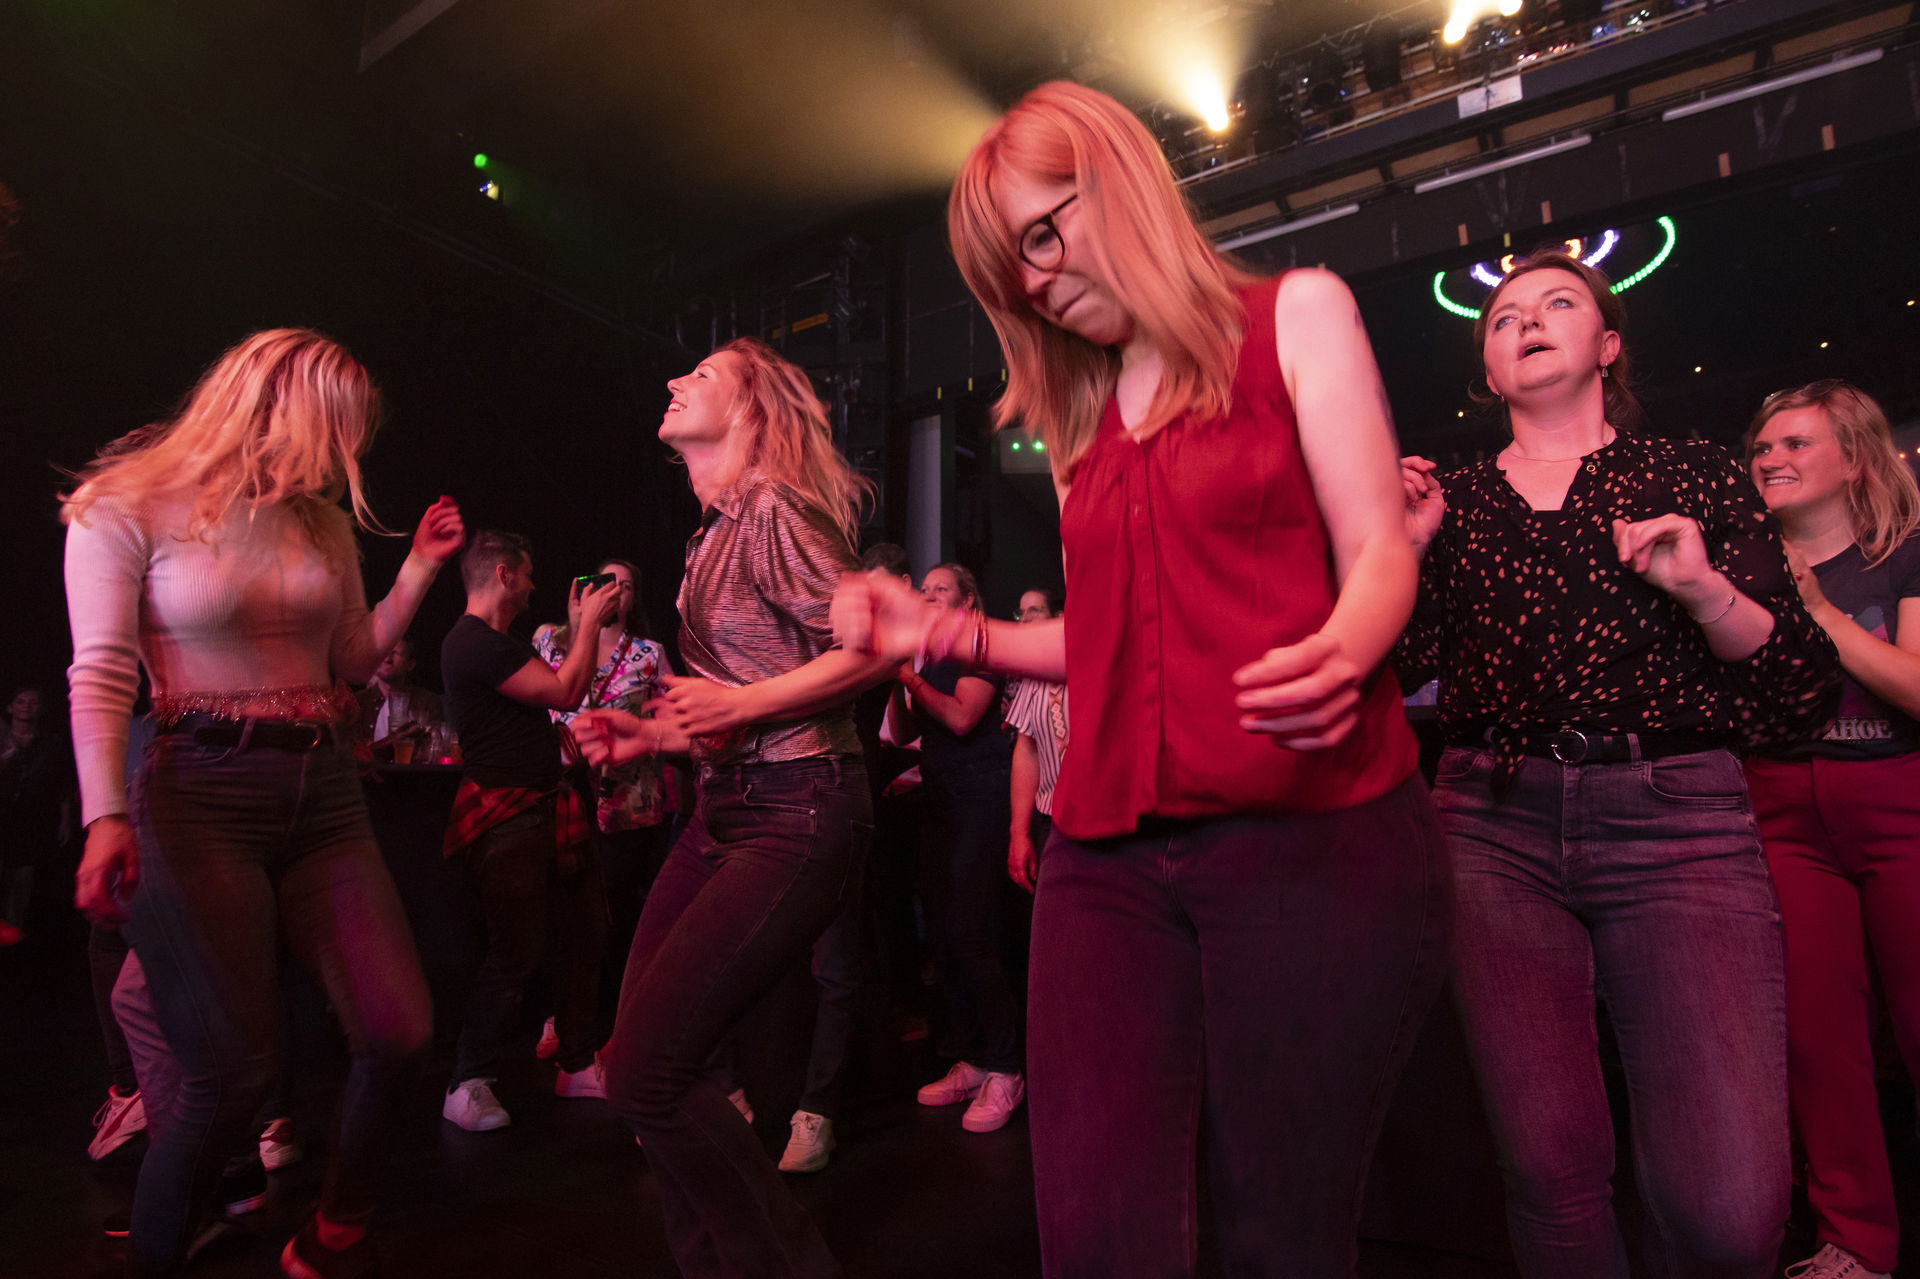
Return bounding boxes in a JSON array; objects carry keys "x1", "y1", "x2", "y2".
[
  {"x1": 960, "y1": 1071, "x2": 1025, "y2": 1133},
  {"x1": 778, "y1": 1111, "x2": 834, "y2": 1173},
  {"x1": 554, "y1": 1060, "x2": 607, "y2": 1099},
  {"x1": 727, "y1": 1088, "x2": 755, "y2": 1125},
  {"x1": 442, "y1": 1078, "x2": 511, "y2": 1131},
  {"x1": 257, "y1": 1117, "x2": 302, "y2": 1171},
  {"x1": 87, "y1": 1086, "x2": 147, "y2": 1160},
  {"x1": 1785, "y1": 1243, "x2": 1892, "y2": 1279},
  {"x1": 916, "y1": 1060, "x2": 990, "y2": 1107}
]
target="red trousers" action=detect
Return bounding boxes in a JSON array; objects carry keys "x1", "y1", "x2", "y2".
[{"x1": 1746, "y1": 752, "x2": 1920, "y2": 1274}]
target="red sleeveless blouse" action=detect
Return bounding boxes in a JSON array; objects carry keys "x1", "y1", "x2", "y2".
[{"x1": 1053, "y1": 275, "x2": 1419, "y2": 841}]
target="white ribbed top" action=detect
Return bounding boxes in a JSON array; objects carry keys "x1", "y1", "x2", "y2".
[{"x1": 64, "y1": 493, "x2": 383, "y2": 824}]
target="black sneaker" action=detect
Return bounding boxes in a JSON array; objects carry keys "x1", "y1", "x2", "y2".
[
  {"x1": 219, "y1": 1158, "x2": 269, "y2": 1216},
  {"x1": 281, "y1": 1217, "x2": 376, "y2": 1279}
]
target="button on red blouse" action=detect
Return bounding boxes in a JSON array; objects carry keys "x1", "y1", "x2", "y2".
[{"x1": 1053, "y1": 276, "x2": 1419, "y2": 842}]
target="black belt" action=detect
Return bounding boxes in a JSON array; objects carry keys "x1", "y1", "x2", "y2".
[
  {"x1": 157, "y1": 715, "x2": 335, "y2": 753},
  {"x1": 1508, "y1": 728, "x2": 1727, "y2": 765}
]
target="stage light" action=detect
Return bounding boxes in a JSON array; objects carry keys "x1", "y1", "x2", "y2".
[
  {"x1": 473, "y1": 153, "x2": 489, "y2": 169},
  {"x1": 1181, "y1": 66, "x2": 1232, "y2": 133},
  {"x1": 1033, "y1": 440, "x2": 1046, "y2": 452},
  {"x1": 1497, "y1": 0, "x2": 1524, "y2": 16},
  {"x1": 1694, "y1": 366, "x2": 1703, "y2": 373},
  {"x1": 1362, "y1": 23, "x2": 1404, "y2": 92},
  {"x1": 1819, "y1": 340, "x2": 1830, "y2": 349},
  {"x1": 1305, "y1": 43, "x2": 1346, "y2": 111}
]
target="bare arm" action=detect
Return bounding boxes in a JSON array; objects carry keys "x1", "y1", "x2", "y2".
[
  {"x1": 1232, "y1": 270, "x2": 1418, "y2": 748},
  {"x1": 656, "y1": 648, "x2": 899, "y2": 738},
  {"x1": 724, "y1": 648, "x2": 900, "y2": 725},
  {"x1": 901, "y1": 668, "x2": 997, "y2": 736},
  {"x1": 830, "y1": 573, "x2": 1067, "y2": 681},
  {"x1": 1802, "y1": 583, "x2": 1920, "y2": 719},
  {"x1": 495, "y1": 580, "x2": 621, "y2": 709},
  {"x1": 1008, "y1": 731, "x2": 1041, "y2": 893},
  {"x1": 331, "y1": 499, "x2": 466, "y2": 683},
  {"x1": 1277, "y1": 268, "x2": 1419, "y2": 675}
]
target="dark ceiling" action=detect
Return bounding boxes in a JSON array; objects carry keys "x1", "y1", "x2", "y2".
[{"x1": 8, "y1": 0, "x2": 1407, "y2": 313}]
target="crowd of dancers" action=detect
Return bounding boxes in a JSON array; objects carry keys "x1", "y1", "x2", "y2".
[{"x1": 42, "y1": 78, "x2": 1920, "y2": 1279}]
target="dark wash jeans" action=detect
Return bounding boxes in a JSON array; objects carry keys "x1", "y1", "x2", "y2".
[
  {"x1": 125, "y1": 734, "x2": 430, "y2": 1277},
  {"x1": 1028, "y1": 774, "x2": 1448, "y2": 1279},
  {"x1": 924, "y1": 762, "x2": 1021, "y2": 1073},
  {"x1": 450, "y1": 799, "x2": 608, "y2": 1082},
  {"x1": 1434, "y1": 745, "x2": 1788, "y2": 1279},
  {"x1": 605, "y1": 756, "x2": 870, "y2": 1279}
]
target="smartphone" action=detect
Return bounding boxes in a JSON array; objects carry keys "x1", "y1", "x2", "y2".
[{"x1": 574, "y1": 571, "x2": 616, "y2": 591}]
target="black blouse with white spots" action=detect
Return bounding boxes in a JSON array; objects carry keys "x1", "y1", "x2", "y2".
[{"x1": 1394, "y1": 432, "x2": 1839, "y2": 780}]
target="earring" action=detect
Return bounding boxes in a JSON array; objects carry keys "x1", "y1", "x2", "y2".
[{"x1": 1600, "y1": 364, "x2": 1611, "y2": 380}]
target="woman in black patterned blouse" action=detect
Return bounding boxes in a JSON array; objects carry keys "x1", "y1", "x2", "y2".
[{"x1": 1395, "y1": 251, "x2": 1837, "y2": 1279}]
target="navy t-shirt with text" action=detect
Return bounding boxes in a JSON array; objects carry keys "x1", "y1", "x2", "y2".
[{"x1": 1781, "y1": 537, "x2": 1920, "y2": 760}]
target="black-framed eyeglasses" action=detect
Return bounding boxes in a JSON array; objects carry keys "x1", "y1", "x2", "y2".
[{"x1": 1017, "y1": 194, "x2": 1078, "y2": 272}]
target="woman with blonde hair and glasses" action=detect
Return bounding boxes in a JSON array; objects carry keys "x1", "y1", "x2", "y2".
[
  {"x1": 573, "y1": 337, "x2": 892, "y2": 1278},
  {"x1": 63, "y1": 328, "x2": 464, "y2": 1278},
  {"x1": 834, "y1": 81, "x2": 1447, "y2": 1278},
  {"x1": 1745, "y1": 380, "x2": 1920, "y2": 1279}
]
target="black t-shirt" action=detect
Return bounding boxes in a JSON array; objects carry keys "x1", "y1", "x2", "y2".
[
  {"x1": 442, "y1": 614, "x2": 562, "y2": 788},
  {"x1": 1776, "y1": 538, "x2": 1920, "y2": 760},
  {"x1": 918, "y1": 659, "x2": 1012, "y2": 783}
]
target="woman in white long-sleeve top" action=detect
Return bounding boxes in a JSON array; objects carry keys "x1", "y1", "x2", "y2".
[{"x1": 63, "y1": 328, "x2": 464, "y2": 1279}]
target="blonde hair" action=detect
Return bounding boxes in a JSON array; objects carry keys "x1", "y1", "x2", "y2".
[
  {"x1": 948, "y1": 81, "x2": 1256, "y2": 479},
  {"x1": 1746, "y1": 379, "x2": 1920, "y2": 569},
  {"x1": 714, "y1": 337, "x2": 872, "y2": 544},
  {"x1": 929, "y1": 561, "x2": 983, "y2": 612},
  {"x1": 62, "y1": 329, "x2": 384, "y2": 553}
]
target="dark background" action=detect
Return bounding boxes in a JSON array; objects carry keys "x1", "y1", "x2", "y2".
[{"x1": 4, "y1": 0, "x2": 1918, "y2": 710}]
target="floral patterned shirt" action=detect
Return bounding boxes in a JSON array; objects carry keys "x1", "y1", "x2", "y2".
[
  {"x1": 1393, "y1": 432, "x2": 1839, "y2": 783},
  {"x1": 532, "y1": 624, "x2": 671, "y2": 832}
]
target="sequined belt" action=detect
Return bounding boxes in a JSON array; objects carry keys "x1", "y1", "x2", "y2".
[{"x1": 151, "y1": 682, "x2": 356, "y2": 728}]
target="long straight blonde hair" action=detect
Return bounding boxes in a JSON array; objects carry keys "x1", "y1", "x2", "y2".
[
  {"x1": 1746, "y1": 379, "x2": 1920, "y2": 569},
  {"x1": 62, "y1": 329, "x2": 384, "y2": 554},
  {"x1": 715, "y1": 337, "x2": 872, "y2": 545},
  {"x1": 948, "y1": 81, "x2": 1255, "y2": 479}
]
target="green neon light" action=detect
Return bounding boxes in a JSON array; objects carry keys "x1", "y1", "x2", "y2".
[
  {"x1": 1432, "y1": 271, "x2": 1482, "y2": 320},
  {"x1": 473, "y1": 153, "x2": 489, "y2": 169},
  {"x1": 1608, "y1": 216, "x2": 1676, "y2": 293},
  {"x1": 1432, "y1": 216, "x2": 1678, "y2": 319}
]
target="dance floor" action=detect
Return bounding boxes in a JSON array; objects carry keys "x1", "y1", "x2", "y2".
[{"x1": 4, "y1": 905, "x2": 1911, "y2": 1278}]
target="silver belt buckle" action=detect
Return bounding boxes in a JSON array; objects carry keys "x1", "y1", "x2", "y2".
[{"x1": 1549, "y1": 729, "x2": 1590, "y2": 764}]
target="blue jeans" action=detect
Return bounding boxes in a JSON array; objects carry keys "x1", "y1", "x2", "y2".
[
  {"x1": 605, "y1": 756, "x2": 870, "y2": 1279},
  {"x1": 796, "y1": 894, "x2": 862, "y2": 1119},
  {"x1": 125, "y1": 733, "x2": 430, "y2": 1277},
  {"x1": 1028, "y1": 775, "x2": 1448, "y2": 1279},
  {"x1": 1434, "y1": 746, "x2": 1788, "y2": 1279}
]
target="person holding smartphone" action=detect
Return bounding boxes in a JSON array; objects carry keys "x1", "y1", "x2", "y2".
[{"x1": 439, "y1": 530, "x2": 621, "y2": 1129}]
